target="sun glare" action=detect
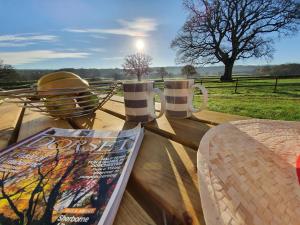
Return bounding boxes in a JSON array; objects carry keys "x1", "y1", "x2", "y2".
[{"x1": 136, "y1": 39, "x2": 145, "y2": 51}]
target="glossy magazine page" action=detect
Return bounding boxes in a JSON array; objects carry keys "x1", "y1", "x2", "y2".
[{"x1": 0, "y1": 124, "x2": 143, "y2": 225}]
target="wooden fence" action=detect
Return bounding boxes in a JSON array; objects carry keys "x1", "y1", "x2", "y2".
[
  {"x1": 197, "y1": 75, "x2": 300, "y2": 93},
  {"x1": 0, "y1": 75, "x2": 299, "y2": 94},
  {"x1": 154, "y1": 75, "x2": 300, "y2": 93}
]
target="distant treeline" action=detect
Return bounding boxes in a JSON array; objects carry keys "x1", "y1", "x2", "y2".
[
  {"x1": 0, "y1": 64, "x2": 300, "y2": 82},
  {"x1": 256, "y1": 64, "x2": 300, "y2": 77}
]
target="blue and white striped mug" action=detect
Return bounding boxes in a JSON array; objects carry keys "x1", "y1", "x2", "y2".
[
  {"x1": 123, "y1": 81, "x2": 166, "y2": 122},
  {"x1": 164, "y1": 79, "x2": 208, "y2": 118}
]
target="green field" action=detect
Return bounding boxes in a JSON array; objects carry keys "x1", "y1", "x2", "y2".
[{"x1": 154, "y1": 77, "x2": 300, "y2": 121}]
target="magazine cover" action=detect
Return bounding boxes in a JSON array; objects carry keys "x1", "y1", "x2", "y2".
[{"x1": 0, "y1": 125, "x2": 144, "y2": 225}]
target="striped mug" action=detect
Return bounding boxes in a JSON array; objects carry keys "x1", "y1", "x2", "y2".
[
  {"x1": 164, "y1": 79, "x2": 208, "y2": 118},
  {"x1": 123, "y1": 81, "x2": 166, "y2": 123}
]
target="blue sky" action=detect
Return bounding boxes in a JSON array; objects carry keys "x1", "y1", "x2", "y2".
[{"x1": 0, "y1": 0, "x2": 299, "y2": 69}]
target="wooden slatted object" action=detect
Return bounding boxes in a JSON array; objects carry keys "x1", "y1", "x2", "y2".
[
  {"x1": 191, "y1": 110, "x2": 249, "y2": 125},
  {"x1": 0, "y1": 102, "x2": 23, "y2": 149},
  {"x1": 17, "y1": 109, "x2": 72, "y2": 141},
  {"x1": 102, "y1": 100, "x2": 213, "y2": 150},
  {"x1": 0, "y1": 106, "x2": 157, "y2": 225},
  {"x1": 111, "y1": 95, "x2": 251, "y2": 125},
  {"x1": 71, "y1": 110, "x2": 206, "y2": 225},
  {"x1": 110, "y1": 95, "x2": 249, "y2": 125}
]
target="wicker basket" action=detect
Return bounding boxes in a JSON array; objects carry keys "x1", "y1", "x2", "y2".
[{"x1": 0, "y1": 81, "x2": 120, "y2": 119}]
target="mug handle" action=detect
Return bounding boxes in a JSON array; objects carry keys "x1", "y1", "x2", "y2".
[
  {"x1": 189, "y1": 84, "x2": 208, "y2": 113},
  {"x1": 153, "y1": 88, "x2": 166, "y2": 119}
]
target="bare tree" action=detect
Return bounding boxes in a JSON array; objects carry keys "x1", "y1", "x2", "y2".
[
  {"x1": 181, "y1": 65, "x2": 198, "y2": 78},
  {"x1": 122, "y1": 53, "x2": 152, "y2": 81},
  {"x1": 157, "y1": 67, "x2": 169, "y2": 80},
  {"x1": 0, "y1": 146, "x2": 82, "y2": 225},
  {"x1": 171, "y1": 0, "x2": 300, "y2": 81}
]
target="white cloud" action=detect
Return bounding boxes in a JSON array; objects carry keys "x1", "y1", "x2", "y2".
[
  {"x1": 65, "y1": 18, "x2": 157, "y2": 37},
  {"x1": 0, "y1": 50, "x2": 90, "y2": 65},
  {"x1": 89, "y1": 48, "x2": 105, "y2": 52},
  {"x1": 0, "y1": 34, "x2": 58, "y2": 42},
  {"x1": 0, "y1": 34, "x2": 58, "y2": 49},
  {"x1": 90, "y1": 34, "x2": 107, "y2": 39},
  {"x1": 0, "y1": 42, "x2": 35, "y2": 47}
]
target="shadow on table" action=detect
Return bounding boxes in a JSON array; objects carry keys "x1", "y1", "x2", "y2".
[
  {"x1": 70, "y1": 113, "x2": 206, "y2": 224},
  {"x1": 144, "y1": 116, "x2": 211, "y2": 150},
  {"x1": 123, "y1": 119, "x2": 205, "y2": 225},
  {"x1": 167, "y1": 143, "x2": 206, "y2": 225}
]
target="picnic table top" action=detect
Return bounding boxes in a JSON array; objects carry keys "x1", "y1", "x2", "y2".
[{"x1": 0, "y1": 96, "x2": 248, "y2": 225}]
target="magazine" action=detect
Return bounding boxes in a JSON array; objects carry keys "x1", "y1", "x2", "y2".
[{"x1": 0, "y1": 124, "x2": 144, "y2": 225}]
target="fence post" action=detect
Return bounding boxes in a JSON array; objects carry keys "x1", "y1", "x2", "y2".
[
  {"x1": 200, "y1": 79, "x2": 203, "y2": 85},
  {"x1": 273, "y1": 77, "x2": 278, "y2": 93},
  {"x1": 234, "y1": 78, "x2": 239, "y2": 93}
]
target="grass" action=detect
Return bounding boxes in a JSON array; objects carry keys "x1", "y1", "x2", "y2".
[
  {"x1": 152, "y1": 77, "x2": 300, "y2": 121},
  {"x1": 192, "y1": 77, "x2": 300, "y2": 121},
  {"x1": 196, "y1": 95, "x2": 299, "y2": 121}
]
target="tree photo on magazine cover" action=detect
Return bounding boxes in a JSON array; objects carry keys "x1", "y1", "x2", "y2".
[{"x1": 0, "y1": 128, "x2": 135, "y2": 225}]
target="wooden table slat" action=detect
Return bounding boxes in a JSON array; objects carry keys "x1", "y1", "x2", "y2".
[
  {"x1": 1, "y1": 106, "x2": 157, "y2": 225},
  {"x1": 111, "y1": 95, "x2": 249, "y2": 125},
  {"x1": 191, "y1": 110, "x2": 249, "y2": 125},
  {"x1": 72, "y1": 110, "x2": 206, "y2": 225},
  {"x1": 113, "y1": 192, "x2": 156, "y2": 225},
  {"x1": 17, "y1": 109, "x2": 72, "y2": 141},
  {"x1": 0, "y1": 102, "x2": 24, "y2": 149},
  {"x1": 0, "y1": 90, "x2": 255, "y2": 225},
  {"x1": 102, "y1": 100, "x2": 212, "y2": 150}
]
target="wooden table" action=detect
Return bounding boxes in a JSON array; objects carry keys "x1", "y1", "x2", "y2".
[{"x1": 0, "y1": 96, "x2": 248, "y2": 225}]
